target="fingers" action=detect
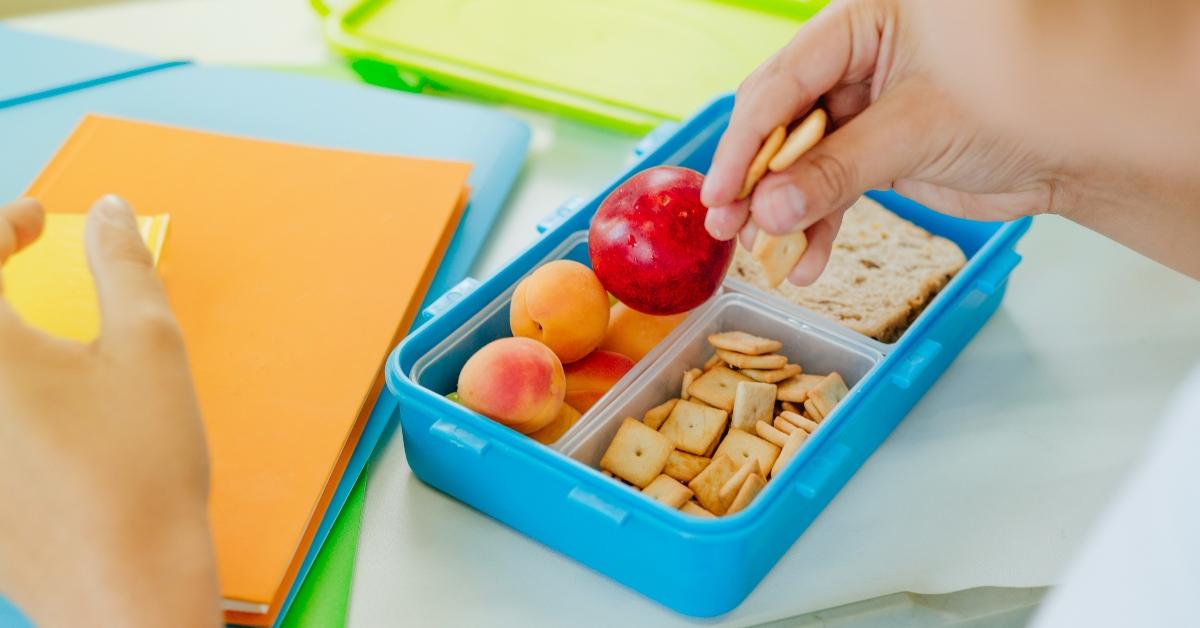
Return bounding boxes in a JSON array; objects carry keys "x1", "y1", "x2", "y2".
[
  {"x1": 84, "y1": 195, "x2": 181, "y2": 350},
  {"x1": 704, "y1": 198, "x2": 750, "y2": 241},
  {"x1": 0, "y1": 198, "x2": 46, "y2": 269},
  {"x1": 787, "y1": 210, "x2": 846, "y2": 286},
  {"x1": 747, "y1": 85, "x2": 927, "y2": 236},
  {"x1": 702, "y1": 3, "x2": 884, "y2": 211}
]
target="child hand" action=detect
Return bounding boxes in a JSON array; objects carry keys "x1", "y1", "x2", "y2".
[{"x1": 0, "y1": 197, "x2": 218, "y2": 626}]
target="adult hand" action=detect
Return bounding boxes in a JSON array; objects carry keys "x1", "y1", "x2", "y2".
[
  {"x1": 0, "y1": 196, "x2": 218, "y2": 627},
  {"x1": 702, "y1": 0, "x2": 1078, "y2": 285}
]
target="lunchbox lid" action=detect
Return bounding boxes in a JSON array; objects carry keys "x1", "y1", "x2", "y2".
[{"x1": 315, "y1": 0, "x2": 829, "y2": 134}]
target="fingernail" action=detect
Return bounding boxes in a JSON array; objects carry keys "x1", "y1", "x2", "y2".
[
  {"x1": 704, "y1": 206, "x2": 733, "y2": 240},
  {"x1": 767, "y1": 186, "x2": 806, "y2": 230},
  {"x1": 95, "y1": 194, "x2": 136, "y2": 229}
]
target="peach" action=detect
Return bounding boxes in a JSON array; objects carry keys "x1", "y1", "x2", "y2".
[
  {"x1": 457, "y1": 337, "x2": 565, "y2": 434},
  {"x1": 510, "y1": 260, "x2": 609, "y2": 364},
  {"x1": 563, "y1": 350, "x2": 634, "y2": 413},
  {"x1": 599, "y1": 302, "x2": 688, "y2": 363},
  {"x1": 529, "y1": 402, "x2": 583, "y2": 445}
]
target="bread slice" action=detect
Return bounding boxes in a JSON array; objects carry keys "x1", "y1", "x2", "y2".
[{"x1": 728, "y1": 197, "x2": 966, "y2": 342}]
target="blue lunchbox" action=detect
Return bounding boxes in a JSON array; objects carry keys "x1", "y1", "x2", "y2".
[{"x1": 386, "y1": 94, "x2": 1031, "y2": 617}]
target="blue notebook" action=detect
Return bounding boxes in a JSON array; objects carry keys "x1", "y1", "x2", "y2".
[{"x1": 0, "y1": 31, "x2": 528, "y2": 628}]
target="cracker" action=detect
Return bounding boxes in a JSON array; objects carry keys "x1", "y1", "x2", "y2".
[
  {"x1": 642, "y1": 474, "x2": 694, "y2": 509},
  {"x1": 773, "y1": 417, "x2": 798, "y2": 434},
  {"x1": 642, "y1": 398, "x2": 679, "y2": 430},
  {"x1": 681, "y1": 368, "x2": 702, "y2": 401},
  {"x1": 804, "y1": 398, "x2": 825, "y2": 423},
  {"x1": 768, "y1": 108, "x2": 827, "y2": 172},
  {"x1": 740, "y1": 363, "x2": 802, "y2": 384},
  {"x1": 681, "y1": 500, "x2": 716, "y2": 518},
  {"x1": 725, "y1": 472, "x2": 766, "y2": 516},
  {"x1": 599, "y1": 418, "x2": 674, "y2": 488},
  {"x1": 707, "y1": 331, "x2": 781, "y2": 356},
  {"x1": 755, "y1": 420, "x2": 788, "y2": 448},
  {"x1": 752, "y1": 229, "x2": 809, "y2": 289},
  {"x1": 601, "y1": 469, "x2": 614, "y2": 478},
  {"x1": 687, "y1": 366, "x2": 752, "y2": 411},
  {"x1": 776, "y1": 373, "x2": 826, "y2": 403},
  {"x1": 714, "y1": 428, "x2": 781, "y2": 477},
  {"x1": 778, "y1": 410, "x2": 819, "y2": 434},
  {"x1": 781, "y1": 401, "x2": 802, "y2": 414},
  {"x1": 715, "y1": 349, "x2": 788, "y2": 370},
  {"x1": 659, "y1": 399, "x2": 729, "y2": 456},
  {"x1": 809, "y1": 372, "x2": 849, "y2": 419},
  {"x1": 687, "y1": 454, "x2": 740, "y2": 515},
  {"x1": 719, "y1": 459, "x2": 759, "y2": 504},
  {"x1": 703, "y1": 353, "x2": 722, "y2": 371},
  {"x1": 738, "y1": 124, "x2": 786, "y2": 200},
  {"x1": 664, "y1": 449, "x2": 711, "y2": 483},
  {"x1": 731, "y1": 381, "x2": 777, "y2": 432},
  {"x1": 703, "y1": 427, "x2": 724, "y2": 457},
  {"x1": 771, "y1": 428, "x2": 810, "y2": 478}
]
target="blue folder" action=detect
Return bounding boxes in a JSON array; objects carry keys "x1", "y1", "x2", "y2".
[{"x1": 0, "y1": 29, "x2": 528, "y2": 628}]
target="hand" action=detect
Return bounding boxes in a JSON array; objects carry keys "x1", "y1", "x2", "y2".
[
  {"x1": 701, "y1": 0, "x2": 1080, "y2": 285},
  {"x1": 0, "y1": 197, "x2": 219, "y2": 626}
]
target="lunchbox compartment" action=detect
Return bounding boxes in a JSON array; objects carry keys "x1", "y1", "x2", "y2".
[
  {"x1": 407, "y1": 230, "x2": 701, "y2": 447},
  {"x1": 562, "y1": 293, "x2": 882, "y2": 473}
]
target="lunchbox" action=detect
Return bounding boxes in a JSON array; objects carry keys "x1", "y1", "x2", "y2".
[{"x1": 386, "y1": 94, "x2": 1031, "y2": 617}]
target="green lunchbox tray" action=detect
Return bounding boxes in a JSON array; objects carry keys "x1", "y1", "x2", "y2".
[{"x1": 313, "y1": 0, "x2": 827, "y2": 134}]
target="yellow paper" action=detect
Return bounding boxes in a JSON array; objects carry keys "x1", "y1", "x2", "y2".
[{"x1": 5, "y1": 213, "x2": 169, "y2": 342}]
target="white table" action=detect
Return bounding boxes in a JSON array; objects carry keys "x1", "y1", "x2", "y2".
[{"x1": 9, "y1": 3, "x2": 1200, "y2": 626}]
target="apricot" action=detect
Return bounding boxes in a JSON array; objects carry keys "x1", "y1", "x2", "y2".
[
  {"x1": 563, "y1": 350, "x2": 635, "y2": 413},
  {"x1": 457, "y1": 337, "x2": 565, "y2": 434},
  {"x1": 599, "y1": 302, "x2": 688, "y2": 362},
  {"x1": 510, "y1": 260, "x2": 609, "y2": 364},
  {"x1": 529, "y1": 402, "x2": 583, "y2": 445}
]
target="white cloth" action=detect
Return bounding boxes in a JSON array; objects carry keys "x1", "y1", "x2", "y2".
[{"x1": 1033, "y1": 364, "x2": 1200, "y2": 627}]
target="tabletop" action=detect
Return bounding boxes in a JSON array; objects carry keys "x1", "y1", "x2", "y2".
[{"x1": 6, "y1": 2, "x2": 1200, "y2": 627}]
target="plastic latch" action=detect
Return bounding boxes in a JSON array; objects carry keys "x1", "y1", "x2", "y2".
[
  {"x1": 890, "y1": 338, "x2": 943, "y2": 390},
  {"x1": 419, "y1": 277, "x2": 481, "y2": 324},
  {"x1": 566, "y1": 486, "x2": 629, "y2": 525},
  {"x1": 632, "y1": 121, "x2": 681, "y2": 159},
  {"x1": 795, "y1": 443, "x2": 850, "y2": 499},
  {"x1": 975, "y1": 249, "x2": 1022, "y2": 295},
  {"x1": 428, "y1": 419, "x2": 489, "y2": 456},
  {"x1": 537, "y1": 196, "x2": 586, "y2": 234}
]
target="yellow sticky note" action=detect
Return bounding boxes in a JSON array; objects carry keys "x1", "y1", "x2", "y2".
[{"x1": 5, "y1": 213, "x2": 169, "y2": 342}]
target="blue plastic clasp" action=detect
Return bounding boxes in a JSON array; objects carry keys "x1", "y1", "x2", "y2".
[
  {"x1": 419, "y1": 277, "x2": 481, "y2": 324},
  {"x1": 890, "y1": 339, "x2": 943, "y2": 390},
  {"x1": 567, "y1": 486, "x2": 629, "y2": 525},
  {"x1": 537, "y1": 196, "x2": 586, "y2": 234},
  {"x1": 632, "y1": 121, "x2": 681, "y2": 159},
  {"x1": 795, "y1": 443, "x2": 850, "y2": 499},
  {"x1": 429, "y1": 419, "x2": 490, "y2": 456}
]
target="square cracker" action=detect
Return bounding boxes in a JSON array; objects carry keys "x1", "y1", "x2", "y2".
[
  {"x1": 751, "y1": 230, "x2": 809, "y2": 289},
  {"x1": 642, "y1": 398, "x2": 679, "y2": 430},
  {"x1": 599, "y1": 418, "x2": 673, "y2": 488},
  {"x1": 715, "y1": 349, "x2": 788, "y2": 370},
  {"x1": 809, "y1": 372, "x2": 849, "y2": 418},
  {"x1": 688, "y1": 366, "x2": 752, "y2": 411},
  {"x1": 776, "y1": 373, "x2": 827, "y2": 402},
  {"x1": 703, "y1": 354, "x2": 722, "y2": 371},
  {"x1": 740, "y1": 363, "x2": 802, "y2": 384},
  {"x1": 714, "y1": 428, "x2": 781, "y2": 477},
  {"x1": 681, "y1": 500, "x2": 716, "y2": 518},
  {"x1": 642, "y1": 474, "x2": 694, "y2": 509},
  {"x1": 687, "y1": 453, "x2": 740, "y2": 515},
  {"x1": 731, "y1": 381, "x2": 776, "y2": 432},
  {"x1": 725, "y1": 472, "x2": 766, "y2": 515},
  {"x1": 804, "y1": 399, "x2": 825, "y2": 423},
  {"x1": 664, "y1": 450, "x2": 711, "y2": 483},
  {"x1": 707, "y1": 331, "x2": 782, "y2": 356},
  {"x1": 659, "y1": 399, "x2": 728, "y2": 456}
]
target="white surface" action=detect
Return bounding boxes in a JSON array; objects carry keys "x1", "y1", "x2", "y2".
[{"x1": 9, "y1": 4, "x2": 1200, "y2": 627}]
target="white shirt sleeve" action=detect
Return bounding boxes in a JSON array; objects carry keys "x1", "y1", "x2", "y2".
[{"x1": 1031, "y1": 364, "x2": 1200, "y2": 627}]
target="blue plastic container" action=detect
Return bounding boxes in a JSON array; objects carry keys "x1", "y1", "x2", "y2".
[{"x1": 387, "y1": 94, "x2": 1031, "y2": 617}]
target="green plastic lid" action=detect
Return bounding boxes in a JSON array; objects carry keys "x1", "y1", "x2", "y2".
[{"x1": 316, "y1": 0, "x2": 826, "y2": 134}]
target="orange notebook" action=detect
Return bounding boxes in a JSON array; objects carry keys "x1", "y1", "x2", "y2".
[{"x1": 25, "y1": 115, "x2": 470, "y2": 624}]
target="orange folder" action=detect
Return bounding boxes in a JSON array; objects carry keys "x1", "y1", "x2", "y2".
[{"x1": 25, "y1": 115, "x2": 470, "y2": 624}]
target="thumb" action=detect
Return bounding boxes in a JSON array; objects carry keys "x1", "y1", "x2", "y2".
[
  {"x1": 85, "y1": 195, "x2": 180, "y2": 348},
  {"x1": 748, "y1": 83, "x2": 934, "y2": 236}
]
